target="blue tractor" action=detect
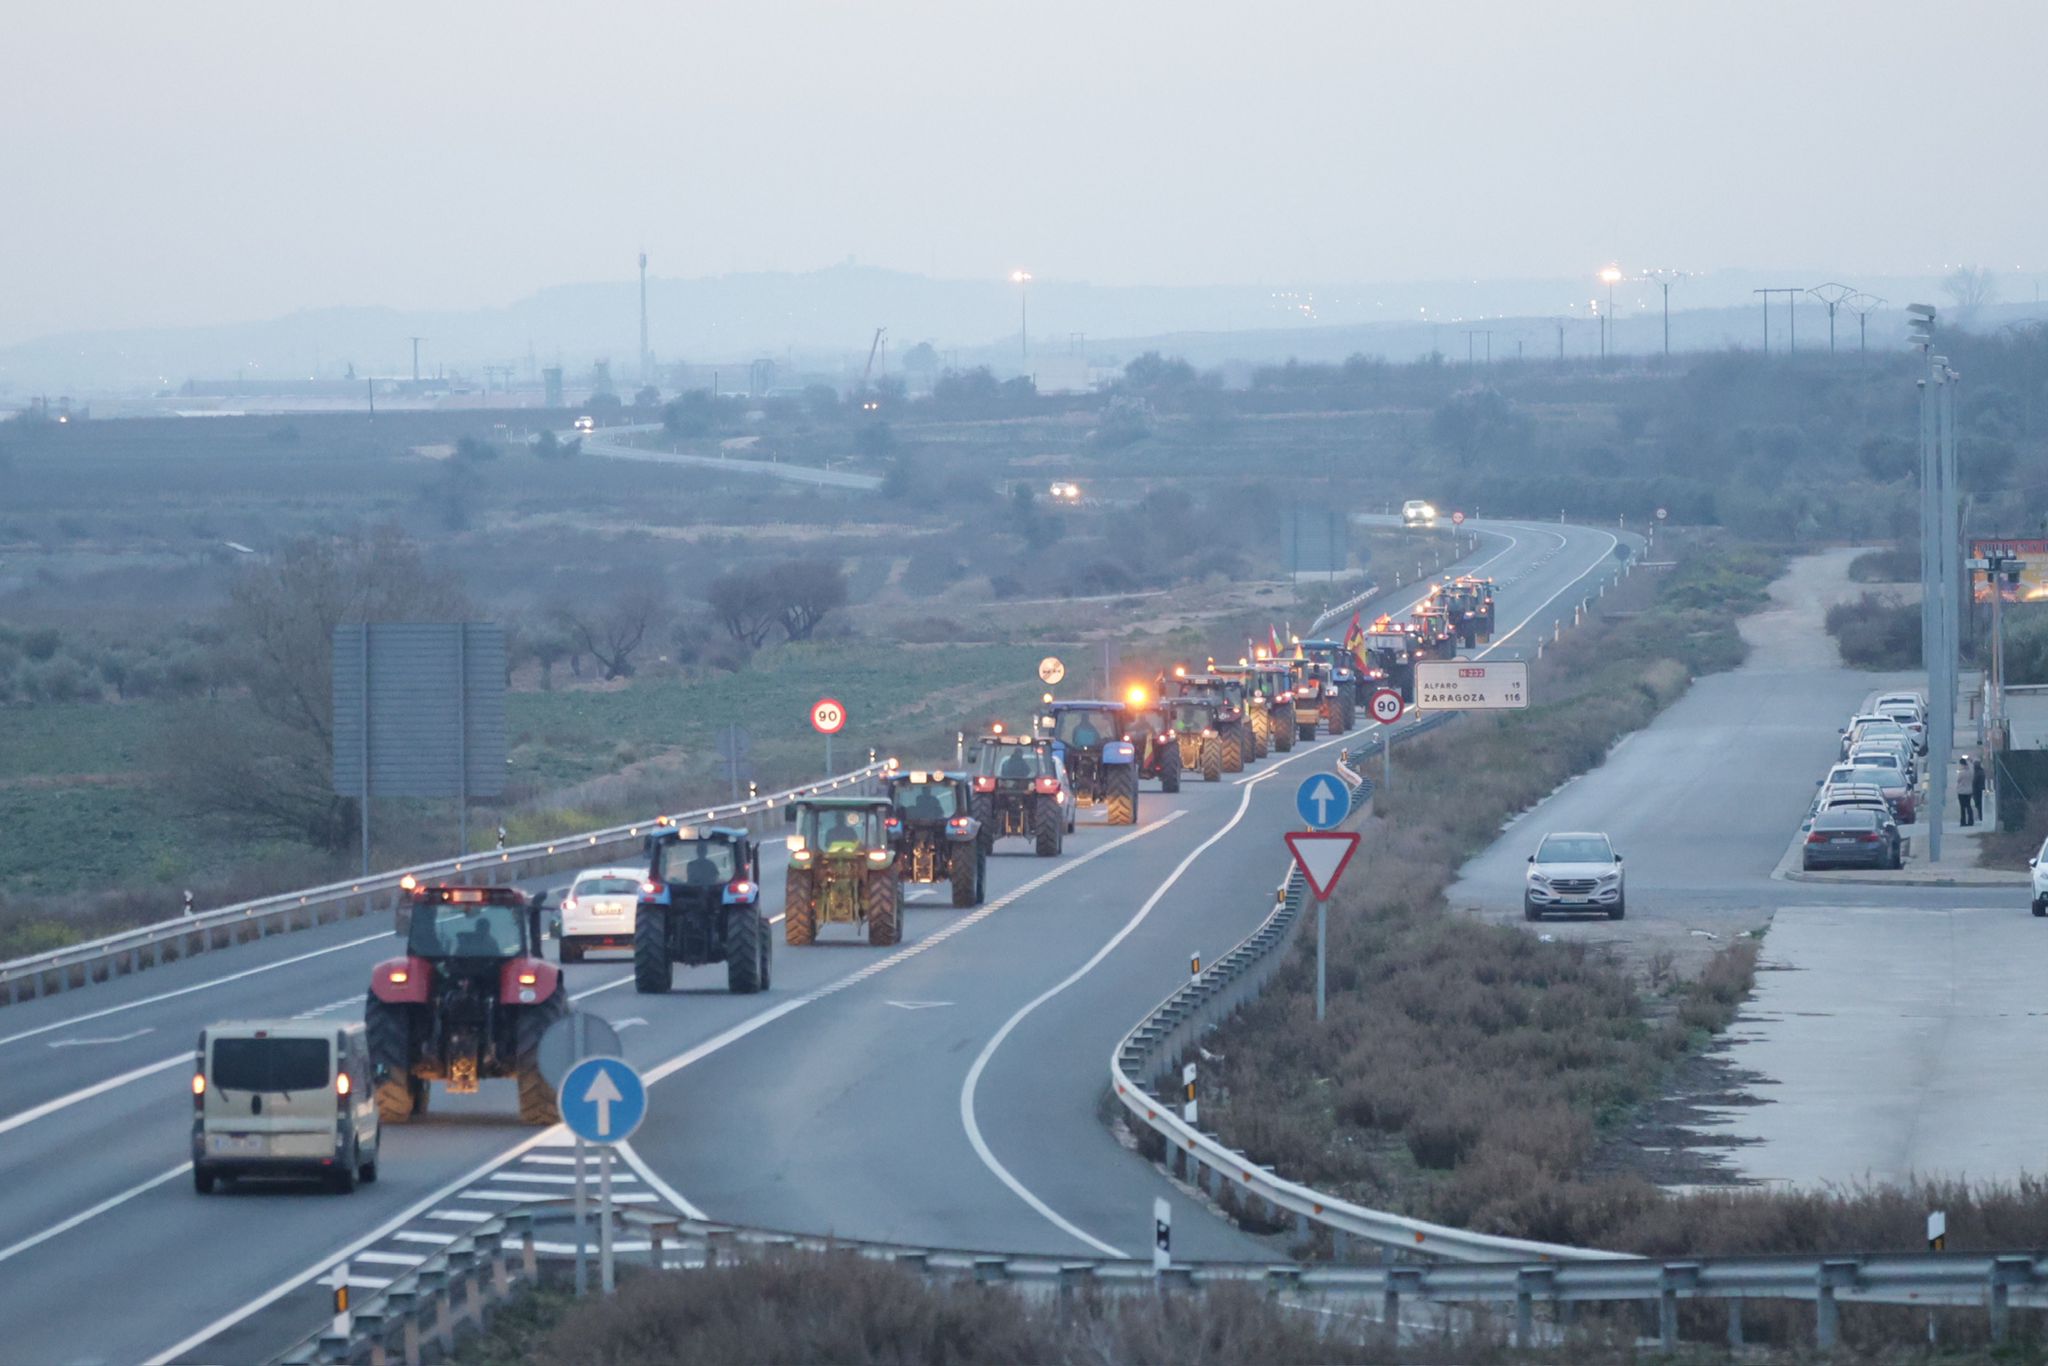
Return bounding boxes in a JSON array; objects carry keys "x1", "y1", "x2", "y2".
[
  {"x1": 632, "y1": 825, "x2": 769, "y2": 995},
  {"x1": 1035, "y1": 699, "x2": 1142, "y2": 825}
]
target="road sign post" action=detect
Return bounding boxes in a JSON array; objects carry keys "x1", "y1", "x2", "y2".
[
  {"x1": 1286, "y1": 830, "x2": 1363, "y2": 1021},
  {"x1": 560, "y1": 1056, "x2": 648, "y2": 1297},
  {"x1": 1369, "y1": 687, "x2": 1403, "y2": 794},
  {"x1": 540, "y1": 1012, "x2": 624, "y2": 1296},
  {"x1": 811, "y1": 697, "x2": 846, "y2": 777},
  {"x1": 1153, "y1": 1197, "x2": 1171, "y2": 1273}
]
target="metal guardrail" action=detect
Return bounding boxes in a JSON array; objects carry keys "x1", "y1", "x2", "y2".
[
  {"x1": 1109, "y1": 737, "x2": 1613, "y2": 1267},
  {"x1": 280, "y1": 1192, "x2": 2048, "y2": 1361},
  {"x1": 1, "y1": 763, "x2": 892, "y2": 1007}
]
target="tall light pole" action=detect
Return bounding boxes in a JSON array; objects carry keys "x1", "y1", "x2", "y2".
[
  {"x1": 1645, "y1": 269, "x2": 1687, "y2": 356},
  {"x1": 1846, "y1": 292, "x2": 1885, "y2": 355},
  {"x1": 1009, "y1": 270, "x2": 1032, "y2": 363},
  {"x1": 1599, "y1": 266, "x2": 1622, "y2": 362}
]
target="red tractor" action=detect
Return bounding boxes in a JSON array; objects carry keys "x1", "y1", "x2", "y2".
[{"x1": 364, "y1": 883, "x2": 568, "y2": 1125}]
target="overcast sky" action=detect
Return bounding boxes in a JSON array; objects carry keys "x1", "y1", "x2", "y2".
[{"x1": 2, "y1": 0, "x2": 2039, "y2": 346}]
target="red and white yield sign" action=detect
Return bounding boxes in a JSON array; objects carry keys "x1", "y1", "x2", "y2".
[
  {"x1": 810, "y1": 697, "x2": 848, "y2": 735},
  {"x1": 1285, "y1": 831, "x2": 1361, "y2": 901},
  {"x1": 1451, "y1": 510, "x2": 1466, "y2": 526}
]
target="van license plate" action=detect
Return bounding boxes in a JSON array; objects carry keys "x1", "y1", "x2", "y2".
[{"x1": 210, "y1": 1135, "x2": 263, "y2": 1154}]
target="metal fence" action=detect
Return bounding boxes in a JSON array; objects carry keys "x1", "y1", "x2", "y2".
[{"x1": 0, "y1": 763, "x2": 892, "y2": 1007}]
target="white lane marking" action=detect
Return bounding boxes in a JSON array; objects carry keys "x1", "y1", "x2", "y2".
[
  {"x1": 292, "y1": 995, "x2": 359, "y2": 1020},
  {"x1": 0, "y1": 1163, "x2": 188, "y2": 1268},
  {"x1": 2, "y1": 970, "x2": 636, "y2": 1139},
  {"x1": 394, "y1": 1230, "x2": 460, "y2": 1245},
  {"x1": 486, "y1": 1171, "x2": 639, "y2": 1185},
  {"x1": 45, "y1": 1027, "x2": 154, "y2": 1048},
  {"x1": 1476, "y1": 525, "x2": 1618, "y2": 657},
  {"x1": 0, "y1": 1053, "x2": 188, "y2": 1137},
  {"x1": 517, "y1": 1154, "x2": 582, "y2": 1166},
  {"x1": 617, "y1": 1140, "x2": 708, "y2": 1220},
  {"x1": 885, "y1": 1000, "x2": 953, "y2": 1010},
  {"x1": 354, "y1": 1250, "x2": 427, "y2": 1266},
  {"x1": 614, "y1": 1017, "x2": 648, "y2": 1031},
  {"x1": 0, "y1": 931, "x2": 391, "y2": 1050},
  {"x1": 146, "y1": 815, "x2": 1181, "y2": 1364},
  {"x1": 959, "y1": 745, "x2": 1309, "y2": 1259},
  {"x1": 428, "y1": 1209, "x2": 493, "y2": 1224}
]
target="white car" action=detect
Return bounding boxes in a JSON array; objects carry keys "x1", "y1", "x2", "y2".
[
  {"x1": 1048, "y1": 481, "x2": 1082, "y2": 503},
  {"x1": 2032, "y1": 837, "x2": 2048, "y2": 916},
  {"x1": 1402, "y1": 499, "x2": 1439, "y2": 529},
  {"x1": 558, "y1": 866, "x2": 645, "y2": 962},
  {"x1": 573, "y1": 414, "x2": 596, "y2": 433},
  {"x1": 1524, "y1": 831, "x2": 1625, "y2": 921}
]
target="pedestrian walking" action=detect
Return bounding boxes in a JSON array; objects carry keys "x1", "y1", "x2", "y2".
[
  {"x1": 1958, "y1": 756, "x2": 1976, "y2": 826},
  {"x1": 1971, "y1": 756, "x2": 1988, "y2": 826}
]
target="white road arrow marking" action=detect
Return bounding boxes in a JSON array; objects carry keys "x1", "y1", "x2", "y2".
[
  {"x1": 885, "y1": 1000, "x2": 953, "y2": 1010},
  {"x1": 613, "y1": 1018, "x2": 648, "y2": 1031},
  {"x1": 582, "y1": 1068, "x2": 623, "y2": 1137},
  {"x1": 46, "y1": 1027, "x2": 155, "y2": 1049}
]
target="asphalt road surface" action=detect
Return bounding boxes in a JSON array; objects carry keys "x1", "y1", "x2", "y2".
[
  {"x1": 1447, "y1": 548, "x2": 2042, "y2": 1190},
  {"x1": 0, "y1": 516, "x2": 1627, "y2": 1364}
]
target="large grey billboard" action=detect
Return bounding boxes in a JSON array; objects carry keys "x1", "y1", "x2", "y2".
[{"x1": 332, "y1": 622, "x2": 507, "y2": 799}]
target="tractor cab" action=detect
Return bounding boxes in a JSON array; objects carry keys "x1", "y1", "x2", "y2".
[
  {"x1": 1034, "y1": 701, "x2": 1141, "y2": 823},
  {"x1": 782, "y1": 796, "x2": 904, "y2": 945},
  {"x1": 881, "y1": 770, "x2": 985, "y2": 905}
]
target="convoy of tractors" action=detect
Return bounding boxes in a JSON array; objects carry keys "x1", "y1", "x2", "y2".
[{"x1": 339, "y1": 566, "x2": 1494, "y2": 1131}]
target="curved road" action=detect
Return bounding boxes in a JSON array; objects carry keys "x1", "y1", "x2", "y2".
[{"x1": 0, "y1": 516, "x2": 1627, "y2": 1364}]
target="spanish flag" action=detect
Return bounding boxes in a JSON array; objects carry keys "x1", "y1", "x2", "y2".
[
  {"x1": 1344, "y1": 611, "x2": 1368, "y2": 673},
  {"x1": 1268, "y1": 624, "x2": 1281, "y2": 656}
]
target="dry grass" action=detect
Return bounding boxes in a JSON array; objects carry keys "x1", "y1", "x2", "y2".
[{"x1": 1197, "y1": 538, "x2": 1789, "y2": 1243}]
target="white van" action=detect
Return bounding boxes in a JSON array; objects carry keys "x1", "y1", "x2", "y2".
[{"x1": 192, "y1": 1020, "x2": 381, "y2": 1193}]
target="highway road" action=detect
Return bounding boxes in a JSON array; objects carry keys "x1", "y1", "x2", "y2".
[
  {"x1": 0, "y1": 516, "x2": 1627, "y2": 1364},
  {"x1": 580, "y1": 431, "x2": 884, "y2": 490},
  {"x1": 1446, "y1": 547, "x2": 2044, "y2": 1190}
]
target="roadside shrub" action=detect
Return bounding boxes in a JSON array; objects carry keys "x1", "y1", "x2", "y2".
[
  {"x1": 1848, "y1": 545, "x2": 1917, "y2": 582},
  {"x1": 1824, "y1": 592, "x2": 1921, "y2": 669}
]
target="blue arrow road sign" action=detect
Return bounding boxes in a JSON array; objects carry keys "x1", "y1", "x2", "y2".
[
  {"x1": 1294, "y1": 773, "x2": 1350, "y2": 831},
  {"x1": 558, "y1": 1056, "x2": 647, "y2": 1145}
]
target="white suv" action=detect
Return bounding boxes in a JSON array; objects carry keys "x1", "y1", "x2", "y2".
[
  {"x1": 2032, "y1": 837, "x2": 2048, "y2": 917},
  {"x1": 1524, "y1": 831, "x2": 1625, "y2": 921}
]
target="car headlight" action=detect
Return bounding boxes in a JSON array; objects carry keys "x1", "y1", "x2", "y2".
[
  {"x1": 1596, "y1": 872, "x2": 1619, "y2": 885},
  {"x1": 1526, "y1": 872, "x2": 1548, "y2": 886}
]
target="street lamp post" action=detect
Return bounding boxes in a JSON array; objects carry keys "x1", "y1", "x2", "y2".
[
  {"x1": 1009, "y1": 270, "x2": 1032, "y2": 362},
  {"x1": 1599, "y1": 266, "x2": 1622, "y2": 362}
]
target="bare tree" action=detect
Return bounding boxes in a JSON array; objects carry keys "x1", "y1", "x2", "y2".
[
  {"x1": 707, "y1": 567, "x2": 782, "y2": 647},
  {"x1": 162, "y1": 526, "x2": 472, "y2": 852},
  {"x1": 772, "y1": 557, "x2": 849, "y2": 641},
  {"x1": 1944, "y1": 266, "x2": 1999, "y2": 325},
  {"x1": 551, "y1": 577, "x2": 669, "y2": 680}
]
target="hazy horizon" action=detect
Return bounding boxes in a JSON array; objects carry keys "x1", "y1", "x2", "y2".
[{"x1": 4, "y1": 0, "x2": 2043, "y2": 349}]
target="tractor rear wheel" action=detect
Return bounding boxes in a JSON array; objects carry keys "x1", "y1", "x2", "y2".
[
  {"x1": 1220, "y1": 728, "x2": 1244, "y2": 773},
  {"x1": 364, "y1": 996, "x2": 415, "y2": 1124},
  {"x1": 970, "y1": 794, "x2": 996, "y2": 855},
  {"x1": 633, "y1": 907, "x2": 674, "y2": 993},
  {"x1": 1336, "y1": 693, "x2": 1356, "y2": 732},
  {"x1": 865, "y1": 872, "x2": 903, "y2": 946},
  {"x1": 726, "y1": 903, "x2": 765, "y2": 994},
  {"x1": 1034, "y1": 798, "x2": 1063, "y2": 856},
  {"x1": 950, "y1": 846, "x2": 979, "y2": 907},
  {"x1": 784, "y1": 867, "x2": 818, "y2": 946},
  {"x1": 1105, "y1": 764, "x2": 1139, "y2": 825},
  {"x1": 1159, "y1": 744, "x2": 1182, "y2": 792},
  {"x1": 1250, "y1": 710, "x2": 1271, "y2": 759},
  {"x1": 1274, "y1": 709, "x2": 1296, "y2": 751},
  {"x1": 1201, "y1": 737, "x2": 1223, "y2": 782},
  {"x1": 515, "y1": 993, "x2": 569, "y2": 1125}
]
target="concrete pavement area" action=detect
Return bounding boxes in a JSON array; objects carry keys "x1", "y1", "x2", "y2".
[{"x1": 1450, "y1": 547, "x2": 2048, "y2": 1189}]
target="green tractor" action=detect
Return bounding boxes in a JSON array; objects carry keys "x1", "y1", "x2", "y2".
[{"x1": 782, "y1": 796, "x2": 905, "y2": 948}]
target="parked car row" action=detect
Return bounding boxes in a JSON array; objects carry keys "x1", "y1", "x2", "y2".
[{"x1": 1803, "y1": 691, "x2": 1928, "y2": 872}]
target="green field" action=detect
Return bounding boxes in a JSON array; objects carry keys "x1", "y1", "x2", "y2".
[{"x1": 0, "y1": 640, "x2": 1052, "y2": 898}]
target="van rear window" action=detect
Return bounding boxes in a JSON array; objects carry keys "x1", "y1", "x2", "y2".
[{"x1": 211, "y1": 1037, "x2": 330, "y2": 1093}]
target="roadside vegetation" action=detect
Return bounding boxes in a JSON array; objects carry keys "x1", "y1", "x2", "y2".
[
  {"x1": 1825, "y1": 591, "x2": 1923, "y2": 668},
  {"x1": 1196, "y1": 537, "x2": 1783, "y2": 1244}
]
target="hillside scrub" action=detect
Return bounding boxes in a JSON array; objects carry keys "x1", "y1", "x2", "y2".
[{"x1": 1194, "y1": 536, "x2": 1787, "y2": 1246}]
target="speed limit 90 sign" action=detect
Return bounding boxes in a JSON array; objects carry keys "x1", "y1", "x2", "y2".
[
  {"x1": 810, "y1": 697, "x2": 847, "y2": 735},
  {"x1": 1369, "y1": 689, "x2": 1406, "y2": 725}
]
